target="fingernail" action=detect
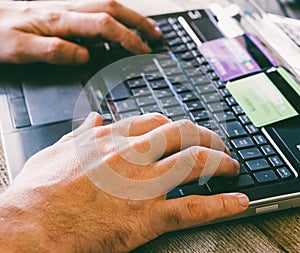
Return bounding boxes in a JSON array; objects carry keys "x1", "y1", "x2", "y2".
[
  {"x1": 237, "y1": 194, "x2": 249, "y2": 207},
  {"x1": 74, "y1": 48, "x2": 89, "y2": 64},
  {"x1": 142, "y1": 44, "x2": 151, "y2": 53}
]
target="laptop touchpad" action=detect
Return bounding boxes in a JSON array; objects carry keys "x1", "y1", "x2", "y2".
[{"x1": 22, "y1": 79, "x2": 91, "y2": 126}]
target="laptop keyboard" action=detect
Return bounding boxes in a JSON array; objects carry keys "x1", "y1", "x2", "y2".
[{"x1": 93, "y1": 15, "x2": 295, "y2": 198}]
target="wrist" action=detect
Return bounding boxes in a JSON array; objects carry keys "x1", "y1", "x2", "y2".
[{"x1": 0, "y1": 189, "x2": 55, "y2": 253}]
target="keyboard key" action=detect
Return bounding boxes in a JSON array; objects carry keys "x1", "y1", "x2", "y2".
[
  {"x1": 221, "y1": 121, "x2": 247, "y2": 138},
  {"x1": 239, "y1": 115, "x2": 251, "y2": 125},
  {"x1": 176, "y1": 51, "x2": 194, "y2": 61},
  {"x1": 219, "y1": 88, "x2": 231, "y2": 97},
  {"x1": 231, "y1": 137, "x2": 255, "y2": 149},
  {"x1": 173, "y1": 83, "x2": 190, "y2": 93},
  {"x1": 109, "y1": 83, "x2": 130, "y2": 101},
  {"x1": 114, "y1": 99, "x2": 138, "y2": 113},
  {"x1": 127, "y1": 78, "x2": 146, "y2": 88},
  {"x1": 159, "y1": 97, "x2": 180, "y2": 107},
  {"x1": 164, "y1": 106, "x2": 186, "y2": 117},
  {"x1": 140, "y1": 104, "x2": 161, "y2": 114},
  {"x1": 254, "y1": 135, "x2": 268, "y2": 145},
  {"x1": 207, "y1": 174, "x2": 255, "y2": 192},
  {"x1": 167, "y1": 37, "x2": 183, "y2": 46},
  {"x1": 277, "y1": 167, "x2": 292, "y2": 179},
  {"x1": 232, "y1": 106, "x2": 244, "y2": 116},
  {"x1": 168, "y1": 75, "x2": 189, "y2": 84},
  {"x1": 178, "y1": 92, "x2": 198, "y2": 102},
  {"x1": 261, "y1": 145, "x2": 276, "y2": 156},
  {"x1": 215, "y1": 111, "x2": 236, "y2": 123},
  {"x1": 136, "y1": 95, "x2": 156, "y2": 106},
  {"x1": 185, "y1": 100, "x2": 205, "y2": 111},
  {"x1": 196, "y1": 84, "x2": 215, "y2": 94},
  {"x1": 238, "y1": 148, "x2": 263, "y2": 160},
  {"x1": 207, "y1": 102, "x2": 229, "y2": 113},
  {"x1": 132, "y1": 87, "x2": 151, "y2": 97},
  {"x1": 119, "y1": 111, "x2": 141, "y2": 119},
  {"x1": 254, "y1": 170, "x2": 279, "y2": 184},
  {"x1": 191, "y1": 75, "x2": 210, "y2": 86},
  {"x1": 154, "y1": 88, "x2": 173, "y2": 99},
  {"x1": 196, "y1": 120, "x2": 217, "y2": 129},
  {"x1": 269, "y1": 156, "x2": 284, "y2": 167},
  {"x1": 201, "y1": 93, "x2": 222, "y2": 104},
  {"x1": 225, "y1": 96, "x2": 238, "y2": 106},
  {"x1": 150, "y1": 79, "x2": 169, "y2": 89},
  {"x1": 246, "y1": 124, "x2": 260, "y2": 135},
  {"x1": 246, "y1": 159, "x2": 270, "y2": 172},
  {"x1": 171, "y1": 44, "x2": 189, "y2": 53},
  {"x1": 191, "y1": 110, "x2": 209, "y2": 121},
  {"x1": 167, "y1": 183, "x2": 209, "y2": 199}
]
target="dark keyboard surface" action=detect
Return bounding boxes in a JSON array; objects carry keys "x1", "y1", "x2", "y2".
[{"x1": 87, "y1": 14, "x2": 296, "y2": 198}]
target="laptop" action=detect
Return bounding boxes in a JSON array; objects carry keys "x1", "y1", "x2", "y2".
[{"x1": 0, "y1": 0, "x2": 300, "y2": 223}]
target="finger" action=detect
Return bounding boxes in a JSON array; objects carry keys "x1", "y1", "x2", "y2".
[
  {"x1": 152, "y1": 193, "x2": 249, "y2": 234},
  {"x1": 112, "y1": 113, "x2": 171, "y2": 137},
  {"x1": 70, "y1": 0, "x2": 162, "y2": 40},
  {"x1": 13, "y1": 32, "x2": 89, "y2": 65},
  {"x1": 135, "y1": 120, "x2": 229, "y2": 161},
  {"x1": 151, "y1": 146, "x2": 239, "y2": 184},
  {"x1": 57, "y1": 112, "x2": 103, "y2": 144},
  {"x1": 39, "y1": 11, "x2": 151, "y2": 54}
]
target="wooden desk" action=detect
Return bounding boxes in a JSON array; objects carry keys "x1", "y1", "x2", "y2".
[{"x1": 0, "y1": 0, "x2": 300, "y2": 252}]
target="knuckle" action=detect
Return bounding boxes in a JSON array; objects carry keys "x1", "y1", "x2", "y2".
[
  {"x1": 149, "y1": 112, "x2": 169, "y2": 124},
  {"x1": 177, "y1": 119, "x2": 195, "y2": 132},
  {"x1": 98, "y1": 12, "x2": 113, "y2": 27},
  {"x1": 46, "y1": 38, "x2": 64, "y2": 62},
  {"x1": 186, "y1": 198, "x2": 208, "y2": 220},
  {"x1": 188, "y1": 146, "x2": 205, "y2": 165},
  {"x1": 105, "y1": 0, "x2": 119, "y2": 12},
  {"x1": 47, "y1": 12, "x2": 62, "y2": 24}
]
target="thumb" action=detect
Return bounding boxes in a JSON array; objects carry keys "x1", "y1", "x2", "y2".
[
  {"x1": 152, "y1": 193, "x2": 249, "y2": 234},
  {"x1": 15, "y1": 33, "x2": 89, "y2": 65}
]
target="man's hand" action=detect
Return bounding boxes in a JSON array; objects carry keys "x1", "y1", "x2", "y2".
[
  {"x1": 0, "y1": 113, "x2": 249, "y2": 253},
  {"x1": 0, "y1": 0, "x2": 161, "y2": 65}
]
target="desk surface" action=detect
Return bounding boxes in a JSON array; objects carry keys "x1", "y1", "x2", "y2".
[{"x1": 1, "y1": 0, "x2": 300, "y2": 252}]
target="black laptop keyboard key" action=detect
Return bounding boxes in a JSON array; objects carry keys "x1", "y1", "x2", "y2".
[
  {"x1": 207, "y1": 102, "x2": 229, "y2": 113},
  {"x1": 171, "y1": 44, "x2": 189, "y2": 53},
  {"x1": 185, "y1": 100, "x2": 205, "y2": 111},
  {"x1": 136, "y1": 95, "x2": 156, "y2": 106},
  {"x1": 201, "y1": 93, "x2": 222, "y2": 104},
  {"x1": 191, "y1": 110, "x2": 209, "y2": 121},
  {"x1": 159, "y1": 97, "x2": 180, "y2": 107},
  {"x1": 261, "y1": 145, "x2": 276, "y2": 156},
  {"x1": 277, "y1": 167, "x2": 292, "y2": 179},
  {"x1": 114, "y1": 99, "x2": 138, "y2": 113},
  {"x1": 109, "y1": 83, "x2": 130, "y2": 101},
  {"x1": 269, "y1": 156, "x2": 284, "y2": 167},
  {"x1": 231, "y1": 137, "x2": 255, "y2": 149},
  {"x1": 196, "y1": 84, "x2": 216, "y2": 94},
  {"x1": 239, "y1": 148, "x2": 263, "y2": 160},
  {"x1": 119, "y1": 111, "x2": 141, "y2": 119},
  {"x1": 150, "y1": 79, "x2": 169, "y2": 89},
  {"x1": 127, "y1": 78, "x2": 146, "y2": 88},
  {"x1": 173, "y1": 83, "x2": 190, "y2": 93},
  {"x1": 168, "y1": 37, "x2": 183, "y2": 46},
  {"x1": 232, "y1": 105, "x2": 244, "y2": 116},
  {"x1": 221, "y1": 121, "x2": 247, "y2": 138},
  {"x1": 167, "y1": 183, "x2": 210, "y2": 199},
  {"x1": 132, "y1": 87, "x2": 152, "y2": 97},
  {"x1": 164, "y1": 106, "x2": 186, "y2": 117},
  {"x1": 254, "y1": 135, "x2": 268, "y2": 145},
  {"x1": 215, "y1": 111, "x2": 236, "y2": 123},
  {"x1": 254, "y1": 170, "x2": 279, "y2": 184},
  {"x1": 178, "y1": 92, "x2": 198, "y2": 102},
  {"x1": 140, "y1": 104, "x2": 161, "y2": 114},
  {"x1": 239, "y1": 114, "x2": 251, "y2": 125},
  {"x1": 246, "y1": 159, "x2": 270, "y2": 172},
  {"x1": 245, "y1": 124, "x2": 259, "y2": 135},
  {"x1": 225, "y1": 96, "x2": 238, "y2": 106},
  {"x1": 207, "y1": 174, "x2": 255, "y2": 192}
]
